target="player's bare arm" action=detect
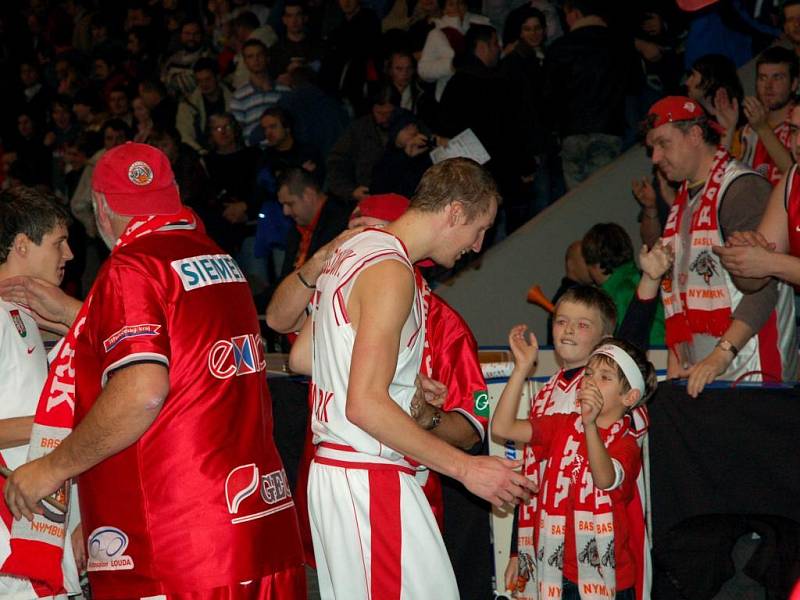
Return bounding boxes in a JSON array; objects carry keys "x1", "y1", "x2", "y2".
[
  {"x1": 0, "y1": 417, "x2": 34, "y2": 450},
  {"x1": 4, "y1": 362, "x2": 169, "y2": 520},
  {"x1": 288, "y1": 317, "x2": 312, "y2": 375},
  {"x1": 346, "y1": 261, "x2": 535, "y2": 507}
]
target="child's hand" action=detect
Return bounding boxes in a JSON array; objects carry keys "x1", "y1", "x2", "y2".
[
  {"x1": 639, "y1": 238, "x2": 673, "y2": 281},
  {"x1": 508, "y1": 325, "x2": 538, "y2": 372},
  {"x1": 504, "y1": 555, "x2": 519, "y2": 593},
  {"x1": 579, "y1": 380, "x2": 604, "y2": 425}
]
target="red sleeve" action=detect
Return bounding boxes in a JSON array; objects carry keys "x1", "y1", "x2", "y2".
[
  {"x1": 427, "y1": 294, "x2": 489, "y2": 435},
  {"x1": 89, "y1": 263, "x2": 171, "y2": 386},
  {"x1": 607, "y1": 432, "x2": 643, "y2": 504},
  {"x1": 528, "y1": 413, "x2": 572, "y2": 458}
]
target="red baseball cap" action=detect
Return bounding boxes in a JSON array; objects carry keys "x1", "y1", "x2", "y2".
[
  {"x1": 91, "y1": 142, "x2": 182, "y2": 216},
  {"x1": 350, "y1": 193, "x2": 410, "y2": 225},
  {"x1": 647, "y1": 95, "x2": 724, "y2": 133}
]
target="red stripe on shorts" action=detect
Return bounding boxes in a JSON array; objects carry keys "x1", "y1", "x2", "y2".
[{"x1": 369, "y1": 470, "x2": 402, "y2": 600}]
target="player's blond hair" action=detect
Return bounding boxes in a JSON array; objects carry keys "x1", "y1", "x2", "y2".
[{"x1": 410, "y1": 158, "x2": 500, "y2": 222}]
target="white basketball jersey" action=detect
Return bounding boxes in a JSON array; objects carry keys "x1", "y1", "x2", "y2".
[{"x1": 310, "y1": 230, "x2": 425, "y2": 461}]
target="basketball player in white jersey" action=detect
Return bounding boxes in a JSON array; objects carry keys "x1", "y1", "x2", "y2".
[
  {"x1": 295, "y1": 158, "x2": 536, "y2": 599},
  {"x1": 0, "y1": 186, "x2": 82, "y2": 596}
]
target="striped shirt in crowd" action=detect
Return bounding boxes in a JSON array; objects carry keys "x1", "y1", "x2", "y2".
[{"x1": 230, "y1": 80, "x2": 291, "y2": 145}]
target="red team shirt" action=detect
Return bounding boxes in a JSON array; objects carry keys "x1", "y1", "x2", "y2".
[
  {"x1": 74, "y1": 225, "x2": 303, "y2": 597},
  {"x1": 529, "y1": 413, "x2": 641, "y2": 590}
]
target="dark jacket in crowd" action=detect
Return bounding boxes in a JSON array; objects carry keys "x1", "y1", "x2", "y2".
[{"x1": 542, "y1": 24, "x2": 637, "y2": 138}]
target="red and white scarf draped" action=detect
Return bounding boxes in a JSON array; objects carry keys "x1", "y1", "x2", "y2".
[
  {"x1": 1, "y1": 207, "x2": 199, "y2": 593},
  {"x1": 533, "y1": 414, "x2": 632, "y2": 600},
  {"x1": 514, "y1": 377, "x2": 651, "y2": 600},
  {"x1": 661, "y1": 146, "x2": 733, "y2": 352},
  {"x1": 740, "y1": 118, "x2": 792, "y2": 185}
]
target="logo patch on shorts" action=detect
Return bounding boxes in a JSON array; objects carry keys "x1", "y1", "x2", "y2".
[
  {"x1": 473, "y1": 390, "x2": 490, "y2": 417},
  {"x1": 128, "y1": 161, "x2": 153, "y2": 185},
  {"x1": 9, "y1": 309, "x2": 26, "y2": 338},
  {"x1": 103, "y1": 324, "x2": 162, "y2": 352},
  {"x1": 87, "y1": 526, "x2": 134, "y2": 572}
]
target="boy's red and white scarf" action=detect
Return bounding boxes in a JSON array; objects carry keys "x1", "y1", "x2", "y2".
[
  {"x1": 661, "y1": 146, "x2": 733, "y2": 352},
  {"x1": 1, "y1": 207, "x2": 198, "y2": 593},
  {"x1": 740, "y1": 118, "x2": 792, "y2": 185},
  {"x1": 515, "y1": 369, "x2": 583, "y2": 600},
  {"x1": 532, "y1": 414, "x2": 632, "y2": 600}
]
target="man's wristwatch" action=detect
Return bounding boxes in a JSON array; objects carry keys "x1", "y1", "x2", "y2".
[{"x1": 716, "y1": 339, "x2": 739, "y2": 357}]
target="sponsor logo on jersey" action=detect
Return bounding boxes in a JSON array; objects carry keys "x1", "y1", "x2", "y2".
[
  {"x1": 208, "y1": 333, "x2": 266, "y2": 379},
  {"x1": 171, "y1": 254, "x2": 246, "y2": 291},
  {"x1": 225, "y1": 463, "x2": 259, "y2": 514},
  {"x1": 473, "y1": 390, "x2": 490, "y2": 417},
  {"x1": 9, "y1": 309, "x2": 26, "y2": 338},
  {"x1": 103, "y1": 324, "x2": 162, "y2": 352},
  {"x1": 225, "y1": 464, "x2": 294, "y2": 524},
  {"x1": 128, "y1": 161, "x2": 153, "y2": 186},
  {"x1": 87, "y1": 526, "x2": 135, "y2": 572},
  {"x1": 260, "y1": 469, "x2": 291, "y2": 505}
]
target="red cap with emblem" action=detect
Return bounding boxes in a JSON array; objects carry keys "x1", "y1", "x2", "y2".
[
  {"x1": 91, "y1": 142, "x2": 182, "y2": 216},
  {"x1": 647, "y1": 95, "x2": 725, "y2": 133}
]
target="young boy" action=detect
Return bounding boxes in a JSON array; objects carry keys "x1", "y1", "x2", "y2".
[
  {"x1": 495, "y1": 327, "x2": 657, "y2": 599},
  {"x1": 494, "y1": 239, "x2": 672, "y2": 598}
]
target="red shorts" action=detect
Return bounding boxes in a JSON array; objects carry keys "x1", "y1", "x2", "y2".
[{"x1": 151, "y1": 566, "x2": 307, "y2": 600}]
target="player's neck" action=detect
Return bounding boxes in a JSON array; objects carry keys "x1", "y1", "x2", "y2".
[{"x1": 384, "y1": 211, "x2": 442, "y2": 264}]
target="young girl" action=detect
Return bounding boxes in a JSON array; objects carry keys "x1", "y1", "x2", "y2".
[{"x1": 494, "y1": 331, "x2": 656, "y2": 599}]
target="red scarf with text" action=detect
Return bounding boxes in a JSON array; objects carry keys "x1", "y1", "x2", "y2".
[{"x1": 660, "y1": 147, "x2": 733, "y2": 351}]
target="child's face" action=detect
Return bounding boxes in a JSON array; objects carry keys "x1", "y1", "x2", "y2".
[
  {"x1": 582, "y1": 356, "x2": 628, "y2": 417},
  {"x1": 552, "y1": 300, "x2": 605, "y2": 369}
]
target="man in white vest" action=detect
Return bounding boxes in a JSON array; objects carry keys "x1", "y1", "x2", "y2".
[{"x1": 645, "y1": 95, "x2": 797, "y2": 397}]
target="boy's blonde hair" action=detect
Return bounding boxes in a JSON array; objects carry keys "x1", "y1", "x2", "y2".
[{"x1": 554, "y1": 285, "x2": 617, "y2": 336}]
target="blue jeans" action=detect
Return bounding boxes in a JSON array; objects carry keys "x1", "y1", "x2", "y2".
[
  {"x1": 560, "y1": 133, "x2": 623, "y2": 190},
  {"x1": 562, "y1": 578, "x2": 635, "y2": 600}
]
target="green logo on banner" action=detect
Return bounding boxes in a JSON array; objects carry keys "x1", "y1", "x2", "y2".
[{"x1": 473, "y1": 390, "x2": 489, "y2": 417}]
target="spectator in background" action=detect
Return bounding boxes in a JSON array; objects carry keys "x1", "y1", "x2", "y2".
[
  {"x1": 15, "y1": 60, "x2": 52, "y2": 128},
  {"x1": 124, "y1": 26, "x2": 158, "y2": 81},
  {"x1": 138, "y1": 78, "x2": 178, "y2": 131},
  {"x1": 44, "y1": 96, "x2": 80, "y2": 198},
  {"x1": 381, "y1": 0, "x2": 441, "y2": 57},
  {"x1": 417, "y1": 0, "x2": 490, "y2": 101},
  {"x1": 106, "y1": 85, "x2": 134, "y2": 128},
  {"x1": 546, "y1": 240, "x2": 593, "y2": 345},
  {"x1": 72, "y1": 88, "x2": 108, "y2": 135},
  {"x1": 229, "y1": 11, "x2": 279, "y2": 89},
  {"x1": 370, "y1": 109, "x2": 438, "y2": 198},
  {"x1": 542, "y1": 0, "x2": 635, "y2": 189},
  {"x1": 230, "y1": 39, "x2": 290, "y2": 144},
  {"x1": 176, "y1": 57, "x2": 233, "y2": 153},
  {"x1": 8, "y1": 111, "x2": 52, "y2": 188},
  {"x1": 385, "y1": 50, "x2": 427, "y2": 115},
  {"x1": 327, "y1": 84, "x2": 397, "y2": 203},
  {"x1": 439, "y1": 24, "x2": 539, "y2": 234},
  {"x1": 270, "y1": 1, "x2": 324, "y2": 86},
  {"x1": 784, "y1": 0, "x2": 800, "y2": 59},
  {"x1": 729, "y1": 46, "x2": 797, "y2": 186},
  {"x1": 276, "y1": 167, "x2": 350, "y2": 282},
  {"x1": 90, "y1": 52, "x2": 130, "y2": 107},
  {"x1": 684, "y1": 53, "x2": 745, "y2": 149},
  {"x1": 132, "y1": 96, "x2": 154, "y2": 143},
  {"x1": 204, "y1": 112, "x2": 262, "y2": 255},
  {"x1": 319, "y1": 0, "x2": 381, "y2": 115},
  {"x1": 260, "y1": 106, "x2": 322, "y2": 178},
  {"x1": 161, "y1": 19, "x2": 216, "y2": 100},
  {"x1": 277, "y1": 67, "x2": 351, "y2": 159},
  {"x1": 582, "y1": 222, "x2": 665, "y2": 346},
  {"x1": 503, "y1": 0, "x2": 562, "y2": 52}
]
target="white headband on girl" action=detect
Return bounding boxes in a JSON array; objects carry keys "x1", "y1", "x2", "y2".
[{"x1": 590, "y1": 344, "x2": 645, "y2": 397}]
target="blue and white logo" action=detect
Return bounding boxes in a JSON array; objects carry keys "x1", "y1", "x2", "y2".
[{"x1": 87, "y1": 526, "x2": 135, "y2": 572}]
